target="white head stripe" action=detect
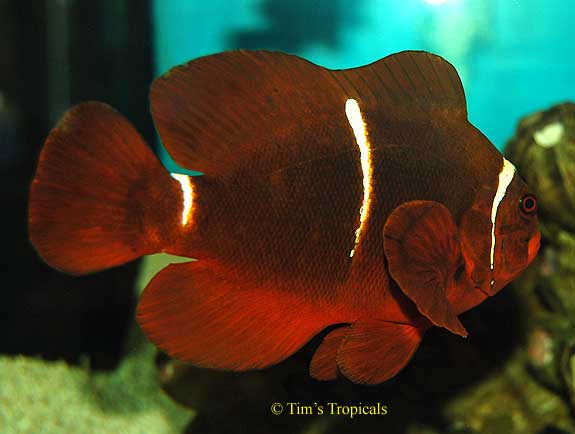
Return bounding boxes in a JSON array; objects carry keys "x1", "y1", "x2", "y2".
[
  {"x1": 170, "y1": 173, "x2": 194, "y2": 226},
  {"x1": 345, "y1": 99, "x2": 373, "y2": 258},
  {"x1": 489, "y1": 158, "x2": 516, "y2": 276}
]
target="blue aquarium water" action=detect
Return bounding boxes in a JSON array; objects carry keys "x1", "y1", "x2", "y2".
[{"x1": 152, "y1": 0, "x2": 575, "y2": 173}]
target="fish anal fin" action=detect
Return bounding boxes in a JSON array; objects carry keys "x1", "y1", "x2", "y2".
[
  {"x1": 383, "y1": 200, "x2": 467, "y2": 337},
  {"x1": 337, "y1": 319, "x2": 423, "y2": 385},
  {"x1": 137, "y1": 261, "x2": 330, "y2": 370},
  {"x1": 309, "y1": 326, "x2": 349, "y2": 381}
]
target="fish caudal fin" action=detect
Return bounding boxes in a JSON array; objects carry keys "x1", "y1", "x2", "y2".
[
  {"x1": 29, "y1": 102, "x2": 182, "y2": 275},
  {"x1": 336, "y1": 320, "x2": 424, "y2": 385},
  {"x1": 137, "y1": 260, "x2": 331, "y2": 370}
]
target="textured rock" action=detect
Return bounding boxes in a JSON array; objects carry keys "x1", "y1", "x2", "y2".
[
  {"x1": 0, "y1": 254, "x2": 194, "y2": 434},
  {"x1": 506, "y1": 102, "x2": 575, "y2": 406},
  {"x1": 505, "y1": 102, "x2": 575, "y2": 232}
]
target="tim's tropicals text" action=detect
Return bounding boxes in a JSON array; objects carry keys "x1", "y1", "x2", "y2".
[{"x1": 270, "y1": 401, "x2": 388, "y2": 419}]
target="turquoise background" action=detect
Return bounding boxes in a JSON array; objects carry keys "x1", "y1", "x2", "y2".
[{"x1": 152, "y1": 0, "x2": 575, "y2": 173}]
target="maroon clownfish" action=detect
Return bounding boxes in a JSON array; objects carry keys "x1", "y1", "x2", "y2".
[{"x1": 29, "y1": 50, "x2": 540, "y2": 385}]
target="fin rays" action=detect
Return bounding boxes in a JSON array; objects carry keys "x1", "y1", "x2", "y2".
[{"x1": 151, "y1": 50, "x2": 467, "y2": 177}]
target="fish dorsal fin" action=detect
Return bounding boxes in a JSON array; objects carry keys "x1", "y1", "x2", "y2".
[
  {"x1": 151, "y1": 50, "x2": 467, "y2": 177},
  {"x1": 335, "y1": 50, "x2": 467, "y2": 120},
  {"x1": 151, "y1": 50, "x2": 347, "y2": 176}
]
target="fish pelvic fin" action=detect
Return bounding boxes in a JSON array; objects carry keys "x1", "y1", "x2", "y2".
[
  {"x1": 29, "y1": 102, "x2": 184, "y2": 275},
  {"x1": 336, "y1": 319, "x2": 425, "y2": 385},
  {"x1": 309, "y1": 325, "x2": 349, "y2": 381}
]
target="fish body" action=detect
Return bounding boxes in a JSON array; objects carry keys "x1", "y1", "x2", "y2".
[{"x1": 29, "y1": 50, "x2": 540, "y2": 384}]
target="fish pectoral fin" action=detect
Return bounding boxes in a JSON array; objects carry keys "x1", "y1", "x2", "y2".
[
  {"x1": 336, "y1": 319, "x2": 424, "y2": 385},
  {"x1": 309, "y1": 326, "x2": 350, "y2": 381},
  {"x1": 137, "y1": 260, "x2": 329, "y2": 371},
  {"x1": 383, "y1": 200, "x2": 468, "y2": 337}
]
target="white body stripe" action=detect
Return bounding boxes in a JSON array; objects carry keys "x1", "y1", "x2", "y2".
[
  {"x1": 489, "y1": 158, "x2": 516, "y2": 281},
  {"x1": 345, "y1": 98, "x2": 373, "y2": 258},
  {"x1": 170, "y1": 173, "x2": 194, "y2": 226}
]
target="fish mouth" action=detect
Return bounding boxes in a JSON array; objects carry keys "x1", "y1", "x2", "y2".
[{"x1": 528, "y1": 231, "x2": 541, "y2": 264}]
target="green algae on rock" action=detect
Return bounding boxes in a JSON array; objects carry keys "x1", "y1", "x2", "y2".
[
  {"x1": 0, "y1": 257, "x2": 195, "y2": 434},
  {"x1": 505, "y1": 102, "x2": 575, "y2": 232},
  {"x1": 506, "y1": 102, "x2": 575, "y2": 408},
  {"x1": 0, "y1": 326, "x2": 192, "y2": 434}
]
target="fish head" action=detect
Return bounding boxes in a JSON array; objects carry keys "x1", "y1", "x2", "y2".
[
  {"x1": 460, "y1": 166, "x2": 540, "y2": 297},
  {"x1": 488, "y1": 175, "x2": 540, "y2": 293}
]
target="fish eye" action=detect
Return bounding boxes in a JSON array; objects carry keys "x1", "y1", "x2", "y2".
[{"x1": 520, "y1": 194, "x2": 537, "y2": 214}]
